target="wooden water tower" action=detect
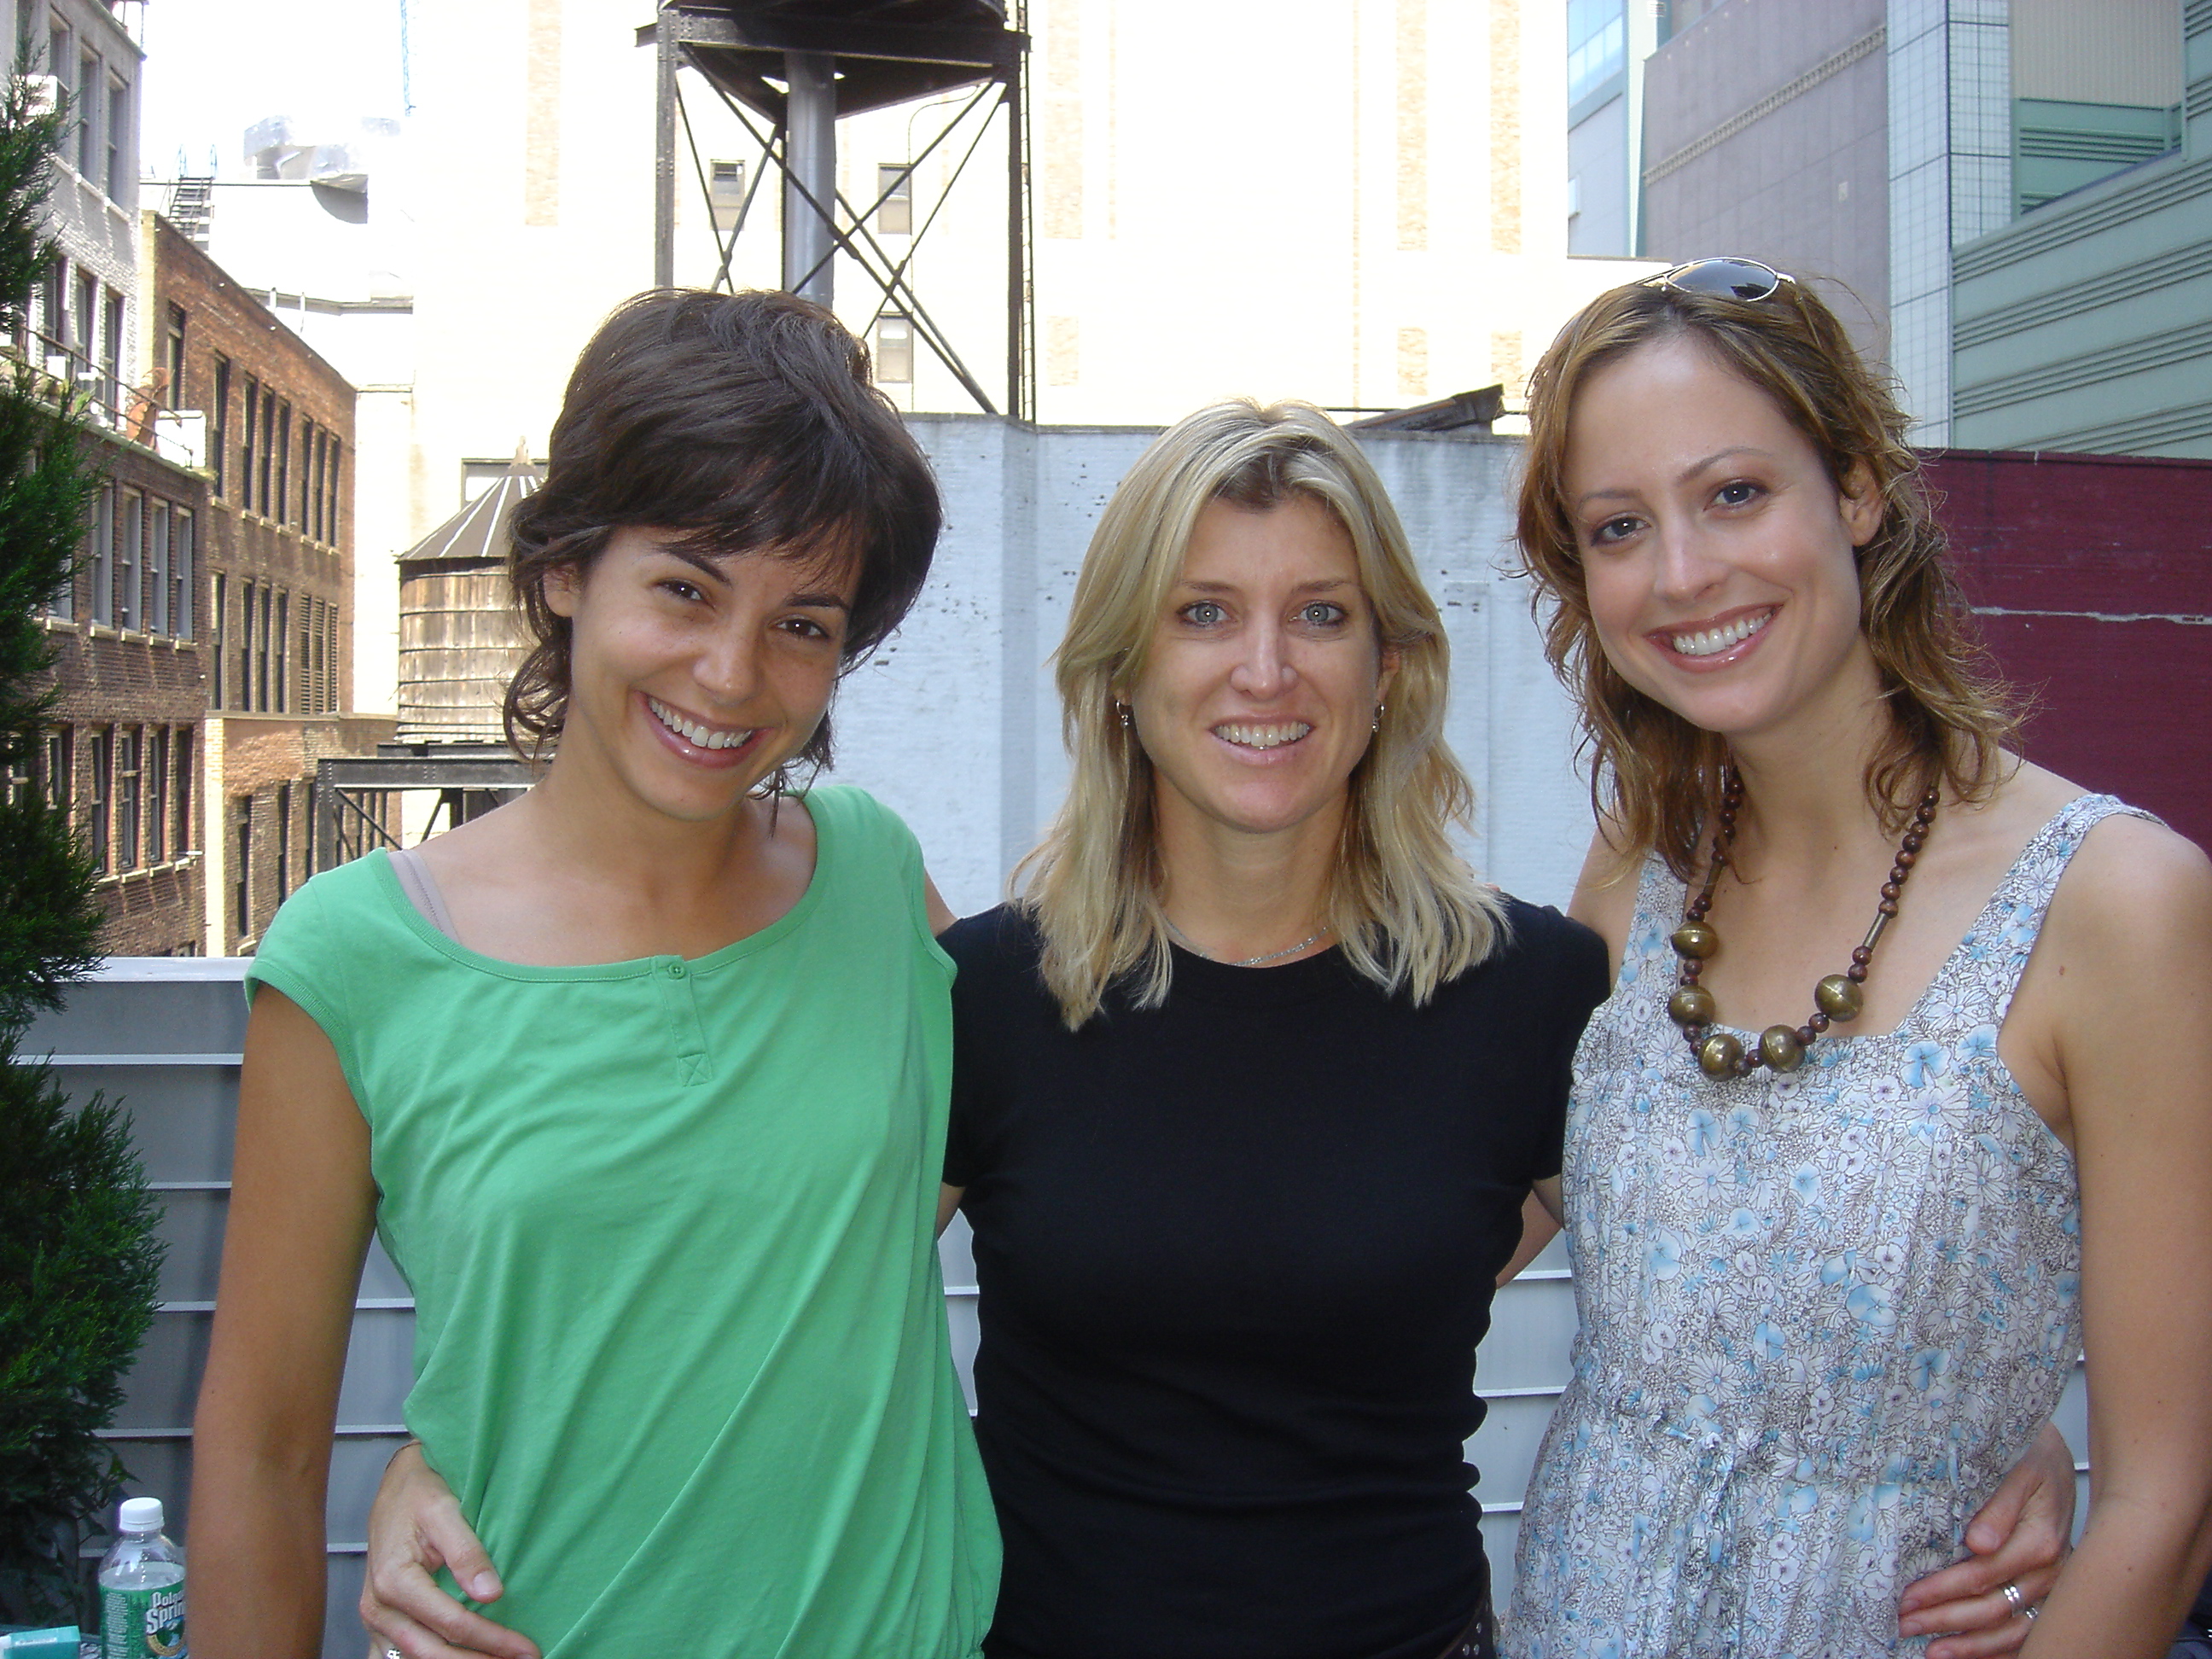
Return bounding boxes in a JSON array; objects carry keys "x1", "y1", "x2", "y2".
[{"x1": 395, "y1": 448, "x2": 541, "y2": 744}]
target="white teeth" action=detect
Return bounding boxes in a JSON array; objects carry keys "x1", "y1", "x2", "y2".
[
  {"x1": 1214, "y1": 721, "x2": 1313, "y2": 751},
  {"x1": 649, "y1": 697, "x2": 756, "y2": 752},
  {"x1": 1670, "y1": 610, "x2": 1772, "y2": 659}
]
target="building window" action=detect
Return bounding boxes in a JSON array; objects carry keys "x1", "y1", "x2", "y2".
[
  {"x1": 105, "y1": 74, "x2": 125, "y2": 200},
  {"x1": 148, "y1": 499, "x2": 170, "y2": 634},
  {"x1": 164, "y1": 304, "x2": 186, "y2": 408},
  {"x1": 41, "y1": 728, "x2": 72, "y2": 815},
  {"x1": 709, "y1": 158, "x2": 747, "y2": 232},
  {"x1": 39, "y1": 257, "x2": 62, "y2": 358},
  {"x1": 259, "y1": 388, "x2": 275, "y2": 515},
  {"x1": 276, "y1": 402, "x2": 291, "y2": 527},
  {"x1": 89, "y1": 727, "x2": 111, "y2": 875},
  {"x1": 102, "y1": 289, "x2": 122, "y2": 416},
  {"x1": 172, "y1": 509, "x2": 194, "y2": 639},
  {"x1": 276, "y1": 782, "x2": 291, "y2": 899},
  {"x1": 47, "y1": 21, "x2": 68, "y2": 85},
  {"x1": 114, "y1": 727, "x2": 140, "y2": 872},
  {"x1": 210, "y1": 355, "x2": 230, "y2": 496},
  {"x1": 234, "y1": 798, "x2": 252, "y2": 938},
  {"x1": 1567, "y1": 0, "x2": 1626, "y2": 108},
  {"x1": 275, "y1": 590, "x2": 288, "y2": 711},
  {"x1": 73, "y1": 270, "x2": 95, "y2": 371},
  {"x1": 304, "y1": 777, "x2": 317, "y2": 876},
  {"x1": 89, "y1": 483, "x2": 114, "y2": 626},
  {"x1": 876, "y1": 164, "x2": 913, "y2": 236},
  {"x1": 173, "y1": 727, "x2": 193, "y2": 853},
  {"x1": 75, "y1": 49, "x2": 96, "y2": 176},
  {"x1": 875, "y1": 313, "x2": 913, "y2": 384},
  {"x1": 311, "y1": 428, "x2": 327, "y2": 542},
  {"x1": 212, "y1": 572, "x2": 226, "y2": 706},
  {"x1": 242, "y1": 375, "x2": 259, "y2": 507},
  {"x1": 147, "y1": 725, "x2": 168, "y2": 864},
  {"x1": 115, "y1": 489, "x2": 139, "y2": 630},
  {"x1": 327, "y1": 439, "x2": 342, "y2": 540},
  {"x1": 254, "y1": 581, "x2": 271, "y2": 710},
  {"x1": 325, "y1": 604, "x2": 340, "y2": 713}
]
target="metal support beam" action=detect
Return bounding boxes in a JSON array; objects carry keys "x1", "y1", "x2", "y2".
[
  {"x1": 783, "y1": 51, "x2": 837, "y2": 304},
  {"x1": 1006, "y1": 65, "x2": 1030, "y2": 421},
  {"x1": 655, "y1": 7, "x2": 679, "y2": 286}
]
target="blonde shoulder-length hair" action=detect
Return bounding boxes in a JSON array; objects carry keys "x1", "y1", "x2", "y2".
[{"x1": 1014, "y1": 399, "x2": 1509, "y2": 1029}]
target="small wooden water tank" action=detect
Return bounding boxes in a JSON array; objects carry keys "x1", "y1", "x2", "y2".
[{"x1": 396, "y1": 454, "x2": 539, "y2": 744}]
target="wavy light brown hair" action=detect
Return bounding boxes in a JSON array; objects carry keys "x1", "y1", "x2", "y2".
[
  {"x1": 502, "y1": 288, "x2": 940, "y2": 765},
  {"x1": 1016, "y1": 399, "x2": 1507, "y2": 1028},
  {"x1": 1513, "y1": 271, "x2": 2018, "y2": 881}
]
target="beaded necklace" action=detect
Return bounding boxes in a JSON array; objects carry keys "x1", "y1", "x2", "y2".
[{"x1": 1667, "y1": 769, "x2": 1941, "y2": 1078}]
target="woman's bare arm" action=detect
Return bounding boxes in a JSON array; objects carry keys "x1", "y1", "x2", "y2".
[
  {"x1": 2016, "y1": 819, "x2": 2212, "y2": 1655},
  {"x1": 188, "y1": 988, "x2": 377, "y2": 1657}
]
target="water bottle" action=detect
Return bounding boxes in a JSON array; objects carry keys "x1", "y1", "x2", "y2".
[{"x1": 96, "y1": 1497, "x2": 185, "y2": 1659}]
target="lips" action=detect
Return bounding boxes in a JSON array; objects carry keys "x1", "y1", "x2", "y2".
[
  {"x1": 1213, "y1": 720, "x2": 1313, "y2": 751},
  {"x1": 645, "y1": 695, "x2": 762, "y2": 759},
  {"x1": 1656, "y1": 607, "x2": 1774, "y2": 661}
]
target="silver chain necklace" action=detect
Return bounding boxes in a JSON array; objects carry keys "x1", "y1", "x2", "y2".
[{"x1": 1163, "y1": 917, "x2": 1332, "y2": 968}]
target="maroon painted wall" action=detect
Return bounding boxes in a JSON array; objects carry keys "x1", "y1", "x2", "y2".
[{"x1": 1924, "y1": 449, "x2": 2212, "y2": 853}]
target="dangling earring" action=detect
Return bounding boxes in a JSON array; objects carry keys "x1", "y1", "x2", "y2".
[
  {"x1": 1115, "y1": 701, "x2": 1132, "y2": 730},
  {"x1": 1372, "y1": 702, "x2": 1386, "y2": 734}
]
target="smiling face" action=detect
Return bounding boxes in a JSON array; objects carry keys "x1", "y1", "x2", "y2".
[
  {"x1": 542, "y1": 527, "x2": 858, "y2": 823},
  {"x1": 1127, "y1": 494, "x2": 1396, "y2": 851},
  {"x1": 1564, "y1": 333, "x2": 1885, "y2": 749}
]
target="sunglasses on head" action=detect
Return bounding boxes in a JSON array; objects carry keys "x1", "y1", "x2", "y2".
[{"x1": 1644, "y1": 257, "x2": 1796, "y2": 302}]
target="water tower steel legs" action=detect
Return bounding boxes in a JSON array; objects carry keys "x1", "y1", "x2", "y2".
[{"x1": 783, "y1": 52, "x2": 836, "y2": 306}]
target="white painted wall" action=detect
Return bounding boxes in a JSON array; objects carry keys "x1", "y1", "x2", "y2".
[{"x1": 832, "y1": 416, "x2": 1597, "y2": 917}]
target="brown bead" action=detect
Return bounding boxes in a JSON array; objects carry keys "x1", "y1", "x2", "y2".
[
  {"x1": 1844, "y1": 963, "x2": 1869, "y2": 983},
  {"x1": 1880, "y1": 882, "x2": 1901, "y2": 901},
  {"x1": 1668, "y1": 986, "x2": 1719, "y2": 1027},
  {"x1": 1796, "y1": 1025, "x2": 1819, "y2": 1047},
  {"x1": 1697, "y1": 1030, "x2": 1745, "y2": 1077},
  {"x1": 1876, "y1": 898, "x2": 1899, "y2": 917},
  {"x1": 1901, "y1": 833, "x2": 1924, "y2": 853},
  {"x1": 1815, "y1": 974, "x2": 1865, "y2": 1021},
  {"x1": 1850, "y1": 946, "x2": 1872, "y2": 965},
  {"x1": 1759, "y1": 1025, "x2": 1807, "y2": 1072},
  {"x1": 1895, "y1": 849, "x2": 1917, "y2": 869},
  {"x1": 1671, "y1": 922, "x2": 1720, "y2": 961},
  {"x1": 1807, "y1": 1010, "x2": 1831, "y2": 1033}
]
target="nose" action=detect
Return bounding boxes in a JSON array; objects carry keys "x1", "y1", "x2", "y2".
[
  {"x1": 1227, "y1": 614, "x2": 1297, "y2": 700},
  {"x1": 1650, "y1": 516, "x2": 1726, "y2": 608},
  {"x1": 694, "y1": 617, "x2": 762, "y2": 707}
]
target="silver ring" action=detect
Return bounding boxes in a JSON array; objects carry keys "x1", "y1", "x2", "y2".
[
  {"x1": 2001, "y1": 1581, "x2": 2023, "y2": 1611},
  {"x1": 386, "y1": 1649, "x2": 405, "y2": 1658},
  {"x1": 2023, "y1": 1604, "x2": 2038, "y2": 1621}
]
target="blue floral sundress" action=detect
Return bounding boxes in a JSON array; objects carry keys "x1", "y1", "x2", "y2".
[{"x1": 1508, "y1": 795, "x2": 2147, "y2": 1658}]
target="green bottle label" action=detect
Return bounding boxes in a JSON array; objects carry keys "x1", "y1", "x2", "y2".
[{"x1": 102, "y1": 1580, "x2": 187, "y2": 1658}]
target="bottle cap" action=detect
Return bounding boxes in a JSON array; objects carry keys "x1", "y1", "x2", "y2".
[{"x1": 119, "y1": 1497, "x2": 164, "y2": 1532}]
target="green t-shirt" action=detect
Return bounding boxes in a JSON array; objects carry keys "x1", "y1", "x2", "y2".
[{"x1": 247, "y1": 785, "x2": 999, "y2": 1657}]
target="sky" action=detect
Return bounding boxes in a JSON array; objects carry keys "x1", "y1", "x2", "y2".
[{"x1": 136, "y1": 0, "x2": 410, "y2": 180}]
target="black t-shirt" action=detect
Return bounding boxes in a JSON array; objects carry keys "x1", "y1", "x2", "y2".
[{"x1": 942, "y1": 899, "x2": 1610, "y2": 1659}]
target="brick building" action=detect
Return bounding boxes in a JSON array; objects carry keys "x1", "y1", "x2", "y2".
[
  {"x1": 144, "y1": 212, "x2": 393, "y2": 953},
  {"x1": 33, "y1": 433, "x2": 209, "y2": 954}
]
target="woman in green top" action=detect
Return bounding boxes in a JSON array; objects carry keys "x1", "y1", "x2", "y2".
[{"x1": 187, "y1": 289, "x2": 999, "y2": 1659}]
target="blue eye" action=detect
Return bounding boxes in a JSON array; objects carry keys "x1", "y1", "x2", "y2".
[
  {"x1": 1715, "y1": 480, "x2": 1764, "y2": 508},
  {"x1": 1181, "y1": 601, "x2": 1225, "y2": 627},
  {"x1": 1591, "y1": 515, "x2": 1642, "y2": 547},
  {"x1": 1300, "y1": 602, "x2": 1347, "y2": 626}
]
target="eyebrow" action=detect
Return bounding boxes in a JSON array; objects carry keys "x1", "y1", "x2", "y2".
[
  {"x1": 1572, "y1": 446, "x2": 1777, "y2": 509},
  {"x1": 1174, "y1": 578, "x2": 1358, "y2": 596}
]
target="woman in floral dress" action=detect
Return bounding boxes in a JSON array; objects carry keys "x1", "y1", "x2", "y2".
[{"x1": 1505, "y1": 259, "x2": 2212, "y2": 1657}]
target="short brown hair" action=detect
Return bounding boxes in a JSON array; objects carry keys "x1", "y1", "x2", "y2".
[
  {"x1": 503, "y1": 288, "x2": 940, "y2": 764},
  {"x1": 1513, "y1": 273, "x2": 2017, "y2": 880}
]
